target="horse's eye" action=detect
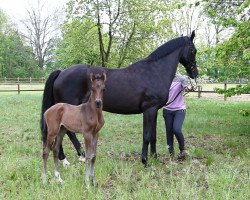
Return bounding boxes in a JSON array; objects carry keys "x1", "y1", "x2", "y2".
[{"x1": 103, "y1": 88, "x2": 106, "y2": 91}]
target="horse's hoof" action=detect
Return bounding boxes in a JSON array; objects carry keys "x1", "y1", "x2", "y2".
[
  {"x1": 61, "y1": 158, "x2": 70, "y2": 167},
  {"x1": 79, "y1": 155, "x2": 86, "y2": 162}
]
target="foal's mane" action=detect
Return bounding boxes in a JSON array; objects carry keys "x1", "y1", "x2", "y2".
[{"x1": 146, "y1": 37, "x2": 187, "y2": 62}]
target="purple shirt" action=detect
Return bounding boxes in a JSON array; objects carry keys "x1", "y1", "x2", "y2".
[{"x1": 163, "y1": 75, "x2": 189, "y2": 111}]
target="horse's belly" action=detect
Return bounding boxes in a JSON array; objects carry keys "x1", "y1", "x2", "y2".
[{"x1": 103, "y1": 101, "x2": 142, "y2": 114}]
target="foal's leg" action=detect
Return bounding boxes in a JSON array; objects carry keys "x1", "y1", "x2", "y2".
[
  {"x1": 42, "y1": 145, "x2": 50, "y2": 184},
  {"x1": 84, "y1": 133, "x2": 98, "y2": 186},
  {"x1": 142, "y1": 107, "x2": 158, "y2": 167},
  {"x1": 42, "y1": 133, "x2": 56, "y2": 184},
  {"x1": 53, "y1": 128, "x2": 65, "y2": 183}
]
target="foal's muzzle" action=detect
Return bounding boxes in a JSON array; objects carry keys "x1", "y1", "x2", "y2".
[{"x1": 95, "y1": 100, "x2": 102, "y2": 108}]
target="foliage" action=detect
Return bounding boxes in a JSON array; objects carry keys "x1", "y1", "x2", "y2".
[
  {"x1": 200, "y1": 0, "x2": 249, "y2": 96},
  {"x1": 239, "y1": 109, "x2": 249, "y2": 117},
  {"x1": 56, "y1": 0, "x2": 176, "y2": 68},
  {"x1": 215, "y1": 83, "x2": 250, "y2": 97},
  {"x1": 56, "y1": 19, "x2": 101, "y2": 68},
  {"x1": 0, "y1": 10, "x2": 38, "y2": 78}
]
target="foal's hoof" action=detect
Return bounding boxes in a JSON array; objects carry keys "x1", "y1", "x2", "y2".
[
  {"x1": 61, "y1": 158, "x2": 70, "y2": 167},
  {"x1": 79, "y1": 155, "x2": 86, "y2": 162},
  {"x1": 41, "y1": 174, "x2": 47, "y2": 184},
  {"x1": 55, "y1": 171, "x2": 63, "y2": 184}
]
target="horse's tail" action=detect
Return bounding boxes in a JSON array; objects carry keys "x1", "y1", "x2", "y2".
[{"x1": 40, "y1": 70, "x2": 61, "y2": 144}]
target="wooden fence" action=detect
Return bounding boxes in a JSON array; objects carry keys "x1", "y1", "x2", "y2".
[
  {"x1": 1, "y1": 82, "x2": 248, "y2": 101},
  {"x1": 0, "y1": 77, "x2": 45, "y2": 84}
]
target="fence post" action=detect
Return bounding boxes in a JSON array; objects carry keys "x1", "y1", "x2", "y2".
[
  {"x1": 30, "y1": 77, "x2": 32, "y2": 83},
  {"x1": 18, "y1": 84, "x2": 20, "y2": 95},
  {"x1": 4, "y1": 77, "x2": 6, "y2": 83},
  {"x1": 17, "y1": 77, "x2": 19, "y2": 83},
  {"x1": 198, "y1": 85, "x2": 202, "y2": 98},
  {"x1": 224, "y1": 83, "x2": 227, "y2": 101}
]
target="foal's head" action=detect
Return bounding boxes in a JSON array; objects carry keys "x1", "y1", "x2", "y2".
[{"x1": 90, "y1": 73, "x2": 106, "y2": 108}]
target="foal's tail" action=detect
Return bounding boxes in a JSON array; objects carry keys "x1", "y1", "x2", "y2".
[{"x1": 40, "y1": 70, "x2": 61, "y2": 144}]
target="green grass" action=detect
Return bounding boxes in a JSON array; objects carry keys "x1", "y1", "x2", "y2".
[{"x1": 0, "y1": 94, "x2": 249, "y2": 200}]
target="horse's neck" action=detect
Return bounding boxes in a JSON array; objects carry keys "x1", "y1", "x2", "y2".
[{"x1": 152, "y1": 48, "x2": 182, "y2": 80}]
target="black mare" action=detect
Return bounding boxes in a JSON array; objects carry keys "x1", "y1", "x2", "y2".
[{"x1": 41, "y1": 31, "x2": 198, "y2": 166}]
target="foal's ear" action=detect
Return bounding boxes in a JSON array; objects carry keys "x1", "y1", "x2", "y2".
[
  {"x1": 90, "y1": 73, "x2": 96, "y2": 82},
  {"x1": 190, "y1": 30, "x2": 195, "y2": 41},
  {"x1": 101, "y1": 73, "x2": 107, "y2": 82}
]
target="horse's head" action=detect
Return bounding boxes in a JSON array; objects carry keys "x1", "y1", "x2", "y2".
[
  {"x1": 90, "y1": 72, "x2": 106, "y2": 108},
  {"x1": 180, "y1": 30, "x2": 199, "y2": 79}
]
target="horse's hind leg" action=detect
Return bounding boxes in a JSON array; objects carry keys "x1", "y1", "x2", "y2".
[{"x1": 53, "y1": 128, "x2": 65, "y2": 184}]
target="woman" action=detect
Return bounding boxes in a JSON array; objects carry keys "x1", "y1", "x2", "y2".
[{"x1": 163, "y1": 74, "x2": 193, "y2": 160}]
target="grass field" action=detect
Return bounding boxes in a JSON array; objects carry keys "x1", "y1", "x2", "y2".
[{"x1": 0, "y1": 94, "x2": 249, "y2": 200}]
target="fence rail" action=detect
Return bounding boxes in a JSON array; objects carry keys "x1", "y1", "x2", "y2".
[
  {"x1": 0, "y1": 83, "x2": 249, "y2": 101},
  {"x1": 0, "y1": 77, "x2": 45, "y2": 84}
]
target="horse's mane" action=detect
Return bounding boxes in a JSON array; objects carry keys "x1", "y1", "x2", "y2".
[{"x1": 147, "y1": 37, "x2": 186, "y2": 61}]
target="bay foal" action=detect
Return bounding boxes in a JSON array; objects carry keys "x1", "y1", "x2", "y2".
[{"x1": 42, "y1": 72, "x2": 106, "y2": 186}]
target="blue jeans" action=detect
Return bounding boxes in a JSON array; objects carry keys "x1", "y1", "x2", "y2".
[{"x1": 163, "y1": 109, "x2": 186, "y2": 153}]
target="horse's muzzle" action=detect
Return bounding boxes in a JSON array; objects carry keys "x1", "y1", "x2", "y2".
[
  {"x1": 189, "y1": 64, "x2": 198, "y2": 79},
  {"x1": 95, "y1": 100, "x2": 102, "y2": 108}
]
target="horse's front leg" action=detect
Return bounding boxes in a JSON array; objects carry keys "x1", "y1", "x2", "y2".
[
  {"x1": 84, "y1": 133, "x2": 98, "y2": 187},
  {"x1": 142, "y1": 107, "x2": 158, "y2": 167}
]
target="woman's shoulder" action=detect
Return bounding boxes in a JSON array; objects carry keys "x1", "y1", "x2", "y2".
[{"x1": 173, "y1": 74, "x2": 186, "y2": 82}]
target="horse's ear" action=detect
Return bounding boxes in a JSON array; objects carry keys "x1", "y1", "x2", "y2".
[
  {"x1": 90, "y1": 73, "x2": 95, "y2": 82},
  {"x1": 102, "y1": 73, "x2": 107, "y2": 82},
  {"x1": 190, "y1": 30, "x2": 195, "y2": 41}
]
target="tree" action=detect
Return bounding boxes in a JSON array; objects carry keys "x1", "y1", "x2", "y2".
[
  {"x1": 59, "y1": 0, "x2": 176, "y2": 68},
  {"x1": 171, "y1": 1, "x2": 202, "y2": 37},
  {"x1": 0, "y1": 9, "x2": 37, "y2": 78},
  {"x1": 203, "y1": 0, "x2": 250, "y2": 95},
  {"x1": 20, "y1": 0, "x2": 60, "y2": 69}
]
